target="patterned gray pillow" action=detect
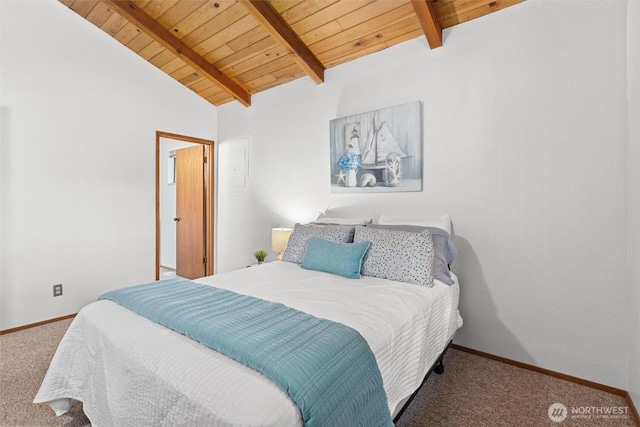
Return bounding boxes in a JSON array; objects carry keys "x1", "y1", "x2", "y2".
[
  {"x1": 282, "y1": 224, "x2": 356, "y2": 264},
  {"x1": 354, "y1": 226, "x2": 435, "y2": 287},
  {"x1": 365, "y1": 224, "x2": 455, "y2": 285}
]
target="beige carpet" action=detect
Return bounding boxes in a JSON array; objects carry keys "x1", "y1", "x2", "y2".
[
  {"x1": 395, "y1": 350, "x2": 637, "y2": 427},
  {"x1": 0, "y1": 319, "x2": 88, "y2": 427},
  {"x1": 0, "y1": 318, "x2": 636, "y2": 427}
]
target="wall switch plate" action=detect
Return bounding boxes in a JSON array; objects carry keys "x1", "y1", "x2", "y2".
[{"x1": 53, "y1": 284, "x2": 63, "y2": 297}]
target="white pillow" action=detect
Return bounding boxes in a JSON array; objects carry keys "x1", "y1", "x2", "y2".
[
  {"x1": 378, "y1": 213, "x2": 452, "y2": 235},
  {"x1": 314, "y1": 217, "x2": 372, "y2": 225}
]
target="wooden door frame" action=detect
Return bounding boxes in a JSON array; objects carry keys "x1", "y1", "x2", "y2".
[{"x1": 156, "y1": 131, "x2": 215, "y2": 280}]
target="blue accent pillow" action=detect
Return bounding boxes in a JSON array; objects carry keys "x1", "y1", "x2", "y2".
[{"x1": 302, "y1": 237, "x2": 370, "y2": 279}]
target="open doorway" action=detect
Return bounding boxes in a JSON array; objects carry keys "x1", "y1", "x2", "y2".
[{"x1": 156, "y1": 131, "x2": 215, "y2": 280}]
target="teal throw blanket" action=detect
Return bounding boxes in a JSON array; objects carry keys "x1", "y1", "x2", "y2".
[{"x1": 99, "y1": 278, "x2": 393, "y2": 427}]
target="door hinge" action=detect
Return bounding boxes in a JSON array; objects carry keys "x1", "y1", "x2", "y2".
[
  {"x1": 203, "y1": 257, "x2": 207, "y2": 264},
  {"x1": 204, "y1": 156, "x2": 207, "y2": 163}
]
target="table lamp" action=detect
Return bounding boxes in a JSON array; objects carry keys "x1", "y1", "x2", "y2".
[{"x1": 271, "y1": 227, "x2": 293, "y2": 260}]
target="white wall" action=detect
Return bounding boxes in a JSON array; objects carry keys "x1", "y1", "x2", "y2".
[
  {"x1": 218, "y1": 0, "x2": 630, "y2": 388},
  {"x1": 627, "y1": 0, "x2": 640, "y2": 411},
  {"x1": 216, "y1": 138, "x2": 255, "y2": 269},
  {"x1": 0, "y1": 0, "x2": 217, "y2": 329}
]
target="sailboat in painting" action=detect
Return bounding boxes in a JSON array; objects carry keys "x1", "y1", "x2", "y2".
[
  {"x1": 360, "y1": 115, "x2": 408, "y2": 186},
  {"x1": 361, "y1": 115, "x2": 408, "y2": 168}
]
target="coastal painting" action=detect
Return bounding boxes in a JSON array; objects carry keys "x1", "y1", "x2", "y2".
[{"x1": 329, "y1": 101, "x2": 422, "y2": 193}]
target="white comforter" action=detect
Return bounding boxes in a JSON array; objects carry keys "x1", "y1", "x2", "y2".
[{"x1": 35, "y1": 261, "x2": 462, "y2": 426}]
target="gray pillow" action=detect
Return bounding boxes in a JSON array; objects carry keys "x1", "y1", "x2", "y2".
[
  {"x1": 366, "y1": 224, "x2": 456, "y2": 285},
  {"x1": 282, "y1": 223, "x2": 356, "y2": 264},
  {"x1": 354, "y1": 226, "x2": 435, "y2": 287}
]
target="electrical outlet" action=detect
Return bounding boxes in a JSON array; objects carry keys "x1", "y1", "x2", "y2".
[{"x1": 53, "y1": 284, "x2": 63, "y2": 297}]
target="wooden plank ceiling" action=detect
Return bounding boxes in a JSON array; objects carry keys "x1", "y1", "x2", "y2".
[{"x1": 60, "y1": 0, "x2": 524, "y2": 106}]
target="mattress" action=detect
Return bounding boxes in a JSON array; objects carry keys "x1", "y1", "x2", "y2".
[{"x1": 35, "y1": 261, "x2": 462, "y2": 426}]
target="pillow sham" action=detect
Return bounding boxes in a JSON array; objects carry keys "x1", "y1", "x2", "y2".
[
  {"x1": 282, "y1": 223, "x2": 356, "y2": 264},
  {"x1": 313, "y1": 217, "x2": 373, "y2": 225},
  {"x1": 378, "y1": 213, "x2": 452, "y2": 235},
  {"x1": 354, "y1": 226, "x2": 435, "y2": 287},
  {"x1": 302, "y1": 237, "x2": 370, "y2": 279},
  {"x1": 365, "y1": 224, "x2": 455, "y2": 285}
]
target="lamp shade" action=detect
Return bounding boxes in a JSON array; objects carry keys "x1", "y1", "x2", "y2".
[{"x1": 271, "y1": 227, "x2": 293, "y2": 253}]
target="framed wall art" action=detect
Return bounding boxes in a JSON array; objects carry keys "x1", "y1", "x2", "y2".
[{"x1": 329, "y1": 101, "x2": 422, "y2": 193}]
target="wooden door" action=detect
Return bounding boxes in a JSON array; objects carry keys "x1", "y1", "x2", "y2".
[{"x1": 176, "y1": 145, "x2": 206, "y2": 279}]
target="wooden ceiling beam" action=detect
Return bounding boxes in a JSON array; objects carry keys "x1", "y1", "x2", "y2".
[
  {"x1": 411, "y1": 0, "x2": 443, "y2": 49},
  {"x1": 239, "y1": 0, "x2": 324, "y2": 84},
  {"x1": 104, "y1": 0, "x2": 251, "y2": 106}
]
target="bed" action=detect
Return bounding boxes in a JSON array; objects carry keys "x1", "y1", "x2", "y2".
[{"x1": 35, "y1": 219, "x2": 462, "y2": 426}]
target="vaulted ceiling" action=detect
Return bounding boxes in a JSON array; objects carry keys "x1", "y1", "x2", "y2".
[{"x1": 61, "y1": 0, "x2": 524, "y2": 107}]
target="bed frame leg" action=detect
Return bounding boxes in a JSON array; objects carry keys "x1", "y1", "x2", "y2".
[
  {"x1": 393, "y1": 341, "x2": 452, "y2": 423},
  {"x1": 434, "y1": 349, "x2": 447, "y2": 375}
]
